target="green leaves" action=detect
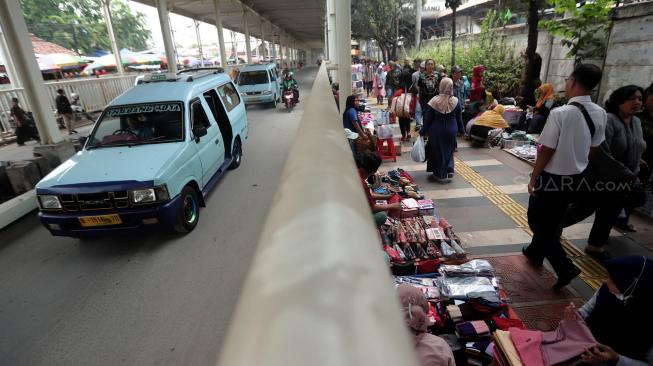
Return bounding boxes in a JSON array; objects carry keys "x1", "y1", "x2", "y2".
[
  {"x1": 414, "y1": 11, "x2": 524, "y2": 96},
  {"x1": 540, "y1": 0, "x2": 613, "y2": 62},
  {"x1": 20, "y1": 0, "x2": 151, "y2": 55}
]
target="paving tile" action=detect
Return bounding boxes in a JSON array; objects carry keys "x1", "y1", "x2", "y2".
[
  {"x1": 457, "y1": 228, "x2": 532, "y2": 248},
  {"x1": 464, "y1": 158, "x2": 503, "y2": 167},
  {"x1": 567, "y1": 236, "x2": 653, "y2": 258},
  {"x1": 471, "y1": 167, "x2": 527, "y2": 186},
  {"x1": 454, "y1": 149, "x2": 493, "y2": 161},
  {"x1": 509, "y1": 193, "x2": 530, "y2": 207},
  {"x1": 512, "y1": 301, "x2": 584, "y2": 331},
  {"x1": 438, "y1": 205, "x2": 518, "y2": 233},
  {"x1": 422, "y1": 187, "x2": 481, "y2": 200},
  {"x1": 406, "y1": 170, "x2": 474, "y2": 189},
  {"x1": 435, "y1": 195, "x2": 494, "y2": 208},
  {"x1": 468, "y1": 244, "x2": 525, "y2": 256},
  {"x1": 499, "y1": 184, "x2": 528, "y2": 194}
]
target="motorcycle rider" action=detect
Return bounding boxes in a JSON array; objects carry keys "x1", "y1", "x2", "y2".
[{"x1": 281, "y1": 71, "x2": 299, "y2": 104}]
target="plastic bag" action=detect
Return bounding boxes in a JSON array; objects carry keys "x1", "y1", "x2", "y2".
[
  {"x1": 411, "y1": 136, "x2": 426, "y2": 162},
  {"x1": 377, "y1": 124, "x2": 394, "y2": 139},
  {"x1": 391, "y1": 93, "x2": 413, "y2": 119}
]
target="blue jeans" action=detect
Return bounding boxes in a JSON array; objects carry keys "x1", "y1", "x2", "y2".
[{"x1": 414, "y1": 100, "x2": 423, "y2": 128}]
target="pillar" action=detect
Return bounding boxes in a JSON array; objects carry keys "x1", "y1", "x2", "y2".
[
  {"x1": 280, "y1": 33, "x2": 285, "y2": 68},
  {"x1": 213, "y1": 0, "x2": 228, "y2": 68},
  {"x1": 0, "y1": 1, "x2": 62, "y2": 143},
  {"x1": 336, "y1": 0, "x2": 352, "y2": 108},
  {"x1": 157, "y1": 0, "x2": 177, "y2": 74},
  {"x1": 102, "y1": 0, "x2": 124, "y2": 75},
  {"x1": 271, "y1": 29, "x2": 277, "y2": 63},
  {"x1": 194, "y1": 19, "x2": 204, "y2": 66},
  {"x1": 243, "y1": 7, "x2": 252, "y2": 64},
  {"x1": 260, "y1": 20, "x2": 266, "y2": 59},
  {"x1": 327, "y1": 0, "x2": 337, "y2": 64}
]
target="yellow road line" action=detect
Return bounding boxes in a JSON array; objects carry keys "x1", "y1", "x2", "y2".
[{"x1": 453, "y1": 157, "x2": 607, "y2": 289}]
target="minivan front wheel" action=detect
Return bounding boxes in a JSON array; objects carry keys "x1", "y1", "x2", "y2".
[
  {"x1": 269, "y1": 96, "x2": 277, "y2": 108},
  {"x1": 174, "y1": 186, "x2": 200, "y2": 233}
]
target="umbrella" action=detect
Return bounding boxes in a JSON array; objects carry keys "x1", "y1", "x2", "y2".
[{"x1": 38, "y1": 53, "x2": 88, "y2": 70}]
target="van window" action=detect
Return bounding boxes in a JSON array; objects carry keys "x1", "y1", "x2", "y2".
[
  {"x1": 217, "y1": 83, "x2": 241, "y2": 112},
  {"x1": 269, "y1": 70, "x2": 276, "y2": 81},
  {"x1": 190, "y1": 100, "x2": 211, "y2": 130},
  {"x1": 238, "y1": 70, "x2": 269, "y2": 86}
]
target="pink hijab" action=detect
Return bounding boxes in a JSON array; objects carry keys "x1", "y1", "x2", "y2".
[
  {"x1": 397, "y1": 284, "x2": 456, "y2": 366},
  {"x1": 427, "y1": 78, "x2": 459, "y2": 114}
]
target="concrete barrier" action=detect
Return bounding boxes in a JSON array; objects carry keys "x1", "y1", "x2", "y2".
[
  {"x1": 6, "y1": 161, "x2": 41, "y2": 195},
  {"x1": 0, "y1": 189, "x2": 37, "y2": 230}
]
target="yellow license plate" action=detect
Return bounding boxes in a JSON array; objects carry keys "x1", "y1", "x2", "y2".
[{"x1": 79, "y1": 214, "x2": 122, "y2": 227}]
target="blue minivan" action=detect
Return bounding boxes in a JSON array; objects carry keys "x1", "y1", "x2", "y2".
[
  {"x1": 36, "y1": 71, "x2": 248, "y2": 237},
  {"x1": 237, "y1": 63, "x2": 281, "y2": 108}
]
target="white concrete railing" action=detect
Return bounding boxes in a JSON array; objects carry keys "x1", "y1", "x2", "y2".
[
  {"x1": 0, "y1": 75, "x2": 137, "y2": 136},
  {"x1": 216, "y1": 64, "x2": 418, "y2": 366}
]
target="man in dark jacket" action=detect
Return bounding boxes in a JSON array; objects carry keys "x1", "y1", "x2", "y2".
[
  {"x1": 56, "y1": 89, "x2": 77, "y2": 135},
  {"x1": 10, "y1": 98, "x2": 40, "y2": 145}
]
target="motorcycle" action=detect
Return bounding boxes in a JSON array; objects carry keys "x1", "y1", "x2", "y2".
[{"x1": 283, "y1": 90, "x2": 295, "y2": 112}]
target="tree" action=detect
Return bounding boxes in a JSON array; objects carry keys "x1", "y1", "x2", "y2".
[
  {"x1": 540, "y1": 0, "x2": 613, "y2": 64},
  {"x1": 519, "y1": 0, "x2": 546, "y2": 107},
  {"x1": 352, "y1": 0, "x2": 416, "y2": 61},
  {"x1": 445, "y1": 0, "x2": 462, "y2": 66},
  {"x1": 20, "y1": 0, "x2": 152, "y2": 55}
]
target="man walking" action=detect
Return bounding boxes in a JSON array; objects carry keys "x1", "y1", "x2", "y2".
[
  {"x1": 522, "y1": 64, "x2": 607, "y2": 289},
  {"x1": 56, "y1": 89, "x2": 77, "y2": 135}
]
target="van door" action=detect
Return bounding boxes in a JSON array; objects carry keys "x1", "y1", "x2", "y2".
[
  {"x1": 268, "y1": 68, "x2": 279, "y2": 101},
  {"x1": 190, "y1": 98, "x2": 223, "y2": 187},
  {"x1": 217, "y1": 82, "x2": 247, "y2": 141}
]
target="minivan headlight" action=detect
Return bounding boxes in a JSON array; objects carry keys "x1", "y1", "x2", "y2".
[
  {"x1": 132, "y1": 188, "x2": 156, "y2": 203},
  {"x1": 131, "y1": 185, "x2": 170, "y2": 204},
  {"x1": 38, "y1": 195, "x2": 62, "y2": 209}
]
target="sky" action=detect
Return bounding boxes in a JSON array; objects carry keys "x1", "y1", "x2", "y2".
[{"x1": 127, "y1": 1, "x2": 258, "y2": 56}]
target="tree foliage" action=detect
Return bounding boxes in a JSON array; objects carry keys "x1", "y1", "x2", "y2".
[
  {"x1": 540, "y1": 0, "x2": 613, "y2": 63},
  {"x1": 20, "y1": 0, "x2": 152, "y2": 55},
  {"x1": 415, "y1": 11, "x2": 524, "y2": 96},
  {"x1": 351, "y1": 0, "x2": 416, "y2": 60}
]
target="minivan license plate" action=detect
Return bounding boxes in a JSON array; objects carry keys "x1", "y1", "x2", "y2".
[{"x1": 79, "y1": 214, "x2": 122, "y2": 227}]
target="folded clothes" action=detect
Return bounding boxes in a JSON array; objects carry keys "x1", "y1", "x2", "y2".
[
  {"x1": 467, "y1": 291, "x2": 502, "y2": 307},
  {"x1": 438, "y1": 276, "x2": 496, "y2": 299},
  {"x1": 471, "y1": 320, "x2": 490, "y2": 335},
  {"x1": 440, "y1": 259, "x2": 495, "y2": 277},
  {"x1": 447, "y1": 304, "x2": 463, "y2": 322},
  {"x1": 492, "y1": 316, "x2": 525, "y2": 331}
]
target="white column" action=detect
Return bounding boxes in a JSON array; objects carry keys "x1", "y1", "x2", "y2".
[
  {"x1": 194, "y1": 19, "x2": 204, "y2": 66},
  {"x1": 242, "y1": 7, "x2": 252, "y2": 64},
  {"x1": 213, "y1": 0, "x2": 227, "y2": 68},
  {"x1": 336, "y1": 0, "x2": 352, "y2": 108},
  {"x1": 415, "y1": 0, "x2": 422, "y2": 52},
  {"x1": 280, "y1": 33, "x2": 285, "y2": 68},
  {"x1": 102, "y1": 0, "x2": 123, "y2": 75},
  {"x1": 271, "y1": 29, "x2": 277, "y2": 63},
  {"x1": 327, "y1": 0, "x2": 337, "y2": 64},
  {"x1": 0, "y1": 1, "x2": 62, "y2": 143},
  {"x1": 0, "y1": 29, "x2": 20, "y2": 87},
  {"x1": 156, "y1": 0, "x2": 177, "y2": 74},
  {"x1": 260, "y1": 20, "x2": 266, "y2": 59}
]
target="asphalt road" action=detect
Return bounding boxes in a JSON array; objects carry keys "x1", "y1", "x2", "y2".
[{"x1": 0, "y1": 67, "x2": 317, "y2": 366}]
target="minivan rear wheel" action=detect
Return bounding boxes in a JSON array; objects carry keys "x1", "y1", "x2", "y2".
[
  {"x1": 174, "y1": 186, "x2": 200, "y2": 233},
  {"x1": 229, "y1": 139, "x2": 242, "y2": 169}
]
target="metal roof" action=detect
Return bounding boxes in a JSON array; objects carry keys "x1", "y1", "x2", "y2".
[{"x1": 134, "y1": 0, "x2": 325, "y2": 50}]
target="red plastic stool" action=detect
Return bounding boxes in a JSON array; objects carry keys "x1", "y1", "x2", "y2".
[{"x1": 377, "y1": 138, "x2": 397, "y2": 162}]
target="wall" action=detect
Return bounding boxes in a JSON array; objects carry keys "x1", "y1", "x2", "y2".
[{"x1": 420, "y1": 1, "x2": 653, "y2": 101}]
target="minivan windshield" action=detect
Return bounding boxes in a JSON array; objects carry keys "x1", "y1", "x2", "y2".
[
  {"x1": 87, "y1": 102, "x2": 184, "y2": 149},
  {"x1": 238, "y1": 71, "x2": 269, "y2": 86}
]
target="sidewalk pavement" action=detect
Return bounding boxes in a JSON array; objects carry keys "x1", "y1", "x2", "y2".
[{"x1": 366, "y1": 95, "x2": 653, "y2": 331}]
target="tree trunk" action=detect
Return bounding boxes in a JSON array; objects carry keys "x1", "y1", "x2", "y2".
[
  {"x1": 451, "y1": 7, "x2": 457, "y2": 67},
  {"x1": 520, "y1": 0, "x2": 542, "y2": 107},
  {"x1": 415, "y1": 0, "x2": 422, "y2": 52}
]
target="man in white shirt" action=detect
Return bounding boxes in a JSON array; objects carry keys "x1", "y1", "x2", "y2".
[{"x1": 523, "y1": 64, "x2": 607, "y2": 289}]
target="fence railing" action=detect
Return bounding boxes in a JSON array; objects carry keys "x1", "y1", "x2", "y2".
[
  {"x1": 0, "y1": 74, "x2": 137, "y2": 137},
  {"x1": 215, "y1": 64, "x2": 417, "y2": 366}
]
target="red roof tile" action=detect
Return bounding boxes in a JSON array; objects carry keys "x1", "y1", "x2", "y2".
[{"x1": 31, "y1": 34, "x2": 76, "y2": 55}]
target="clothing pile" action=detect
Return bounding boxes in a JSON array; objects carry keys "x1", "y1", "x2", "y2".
[
  {"x1": 506, "y1": 145, "x2": 538, "y2": 164},
  {"x1": 492, "y1": 320, "x2": 598, "y2": 366},
  {"x1": 393, "y1": 257, "x2": 524, "y2": 366}
]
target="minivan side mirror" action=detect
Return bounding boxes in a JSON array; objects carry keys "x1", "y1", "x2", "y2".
[
  {"x1": 193, "y1": 125, "x2": 208, "y2": 141},
  {"x1": 78, "y1": 135, "x2": 88, "y2": 147}
]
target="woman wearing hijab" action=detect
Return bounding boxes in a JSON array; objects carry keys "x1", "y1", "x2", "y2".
[
  {"x1": 469, "y1": 65, "x2": 485, "y2": 102},
  {"x1": 373, "y1": 66, "x2": 387, "y2": 105},
  {"x1": 420, "y1": 78, "x2": 462, "y2": 183},
  {"x1": 469, "y1": 105, "x2": 510, "y2": 145},
  {"x1": 397, "y1": 284, "x2": 456, "y2": 366},
  {"x1": 564, "y1": 256, "x2": 653, "y2": 365},
  {"x1": 527, "y1": 83, "x2": 557, "y2": 134}
]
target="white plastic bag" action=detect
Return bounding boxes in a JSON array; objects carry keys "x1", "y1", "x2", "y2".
[
  {"x1": 377, "y1": 124, "x2": 394, "y2": 139},
  {"x1": 411, "y1": 136, "x2": 426, "y2": 162}
]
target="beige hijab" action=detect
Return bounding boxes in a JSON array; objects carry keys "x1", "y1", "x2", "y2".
[{"x1": 427, "y1": 78, "x2": 459, "y2": 114}]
